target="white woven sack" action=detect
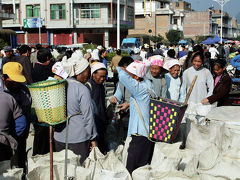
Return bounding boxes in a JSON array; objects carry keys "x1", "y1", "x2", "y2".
[
  {"x1": 183, "y1": 103, "x2": 216, "y2": 124},
  {"x1": 83, "y1": 147, "x2": 131, "y2": 180},
  {"x1": 197, "y1": 158, "x2": 240, "y2": 179},
  {"x1": 197, "y1": 174, "x2": 227, "y2": 180},
  {"x1": 186, "y1": 120, "x2": 224, "y2": 154},
  {"x1": 28, "y1": 150, "x2": 80, "y2": 172},
  {"x1": 0, "y1": 168, "x2": 23, "y2": 180},
  {"x1": 27, "y1": 163, "x2": 91, "y2": 180},
  {"x1": 0, "y1": 160, "x2": 11, "y2": 174},
  {"x1": 132, "y1": 165, "x2": 193, "y2": 180},
  {"x1": 151, "y1": 142, "x2": 198, "y2": 177},
  {"x1": 114, "y1": 137, "x2": 132, "y2": 167},
  {"x1": 151, "y1": 142, "x2": 183, "y2": 171},
  {"x1": 222, "y1": 128, "x2": 240, "y2": 161}
]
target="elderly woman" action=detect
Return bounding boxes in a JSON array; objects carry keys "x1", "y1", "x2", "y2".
[
  {"x1": 86, "y1": 62, "x2": 108, "y2": 154},
  {"x1": 54, "y1": 56, "x2": 97, "y2": 164},
  {"x1": 145, "y1": 55, "x2": 167, "y2": 98}
]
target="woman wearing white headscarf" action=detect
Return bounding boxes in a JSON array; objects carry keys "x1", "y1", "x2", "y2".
[
  {"x1": 164, "y1": 60, "x2": 186, "y2": 102},
  {"x1": 54, "y1": 56, "x2": 97, "y2": 164},
  {"x1": 117, "y1": 60, "x2": 155, "y2": 174}
]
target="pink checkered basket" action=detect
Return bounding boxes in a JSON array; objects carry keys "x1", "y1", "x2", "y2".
[{"x1": 149, "y1": 97, "x2": 188, "y2": 143}]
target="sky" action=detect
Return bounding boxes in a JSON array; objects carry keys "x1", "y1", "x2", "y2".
[{"x1": 183, "y1": 0, "x2": 239, "y2": 18}]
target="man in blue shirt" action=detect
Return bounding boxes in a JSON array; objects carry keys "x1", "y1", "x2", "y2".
[
  {"x1": 177, "y1": 45, "x2": 187, "y2": 58},
  {"x1": 117, "y1": 60, "x2": 155, "y2": 174}
]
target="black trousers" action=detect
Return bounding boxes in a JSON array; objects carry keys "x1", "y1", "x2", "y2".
[
  {"x1": 0, "y1": 143, "x2": 12, "y2": 161},
  {"x1": 32, "y1": 125, "x2": 50, "y2": 156},
  {"x1": 13, "y1": 135, "x2": 27, "y2": 171},
  {"x1": 126, "y1": 135, "x2": 155, "y2": 174},
  {"x1": 54, "y1": 140, "x2": 90, "y2": 164}
]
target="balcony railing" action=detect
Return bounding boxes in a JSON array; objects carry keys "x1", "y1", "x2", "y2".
[
  {"x1": 0, "y1": 10, "x2": 15, "y2": 20},
  {"x1": 74, "y1": 17, "x2": 134, "y2": 28}
]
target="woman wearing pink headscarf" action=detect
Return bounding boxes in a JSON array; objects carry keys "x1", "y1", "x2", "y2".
[{"x1": 145, "y1": 55, "x2": 167, "y2": 98}]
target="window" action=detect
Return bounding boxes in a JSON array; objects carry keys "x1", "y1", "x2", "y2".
[
  {"x1": 176, "y1": 2, "x2": 179, "y2": 7},
  {"x1": 50, "y1": 4, "x2": 65, "y2": 20},
  {"x1": 174, "y1": 18, "x2": 178, "y2": 25},
  {"x1": 81, "y1": 4, "x2": 100, "y2": 19},
  {"x1": 128, "y1": 6, "x2": 134, "y2": 22},
  {"x1": 26, "y1": 4, "x2": 40, "y2": 18}
]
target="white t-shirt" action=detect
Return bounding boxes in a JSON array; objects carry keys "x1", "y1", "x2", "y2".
[
  {"x1": 209, "y1": 47, "x2": 219, "y2": 59},
  {"x1": 140, "y1": 51, "x2": 147, "y2": 60}
]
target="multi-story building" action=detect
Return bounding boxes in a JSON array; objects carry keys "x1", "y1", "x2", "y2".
[
  {"x1": 0, "y1": 0, "x2": 16, "y2": 46},
  {"x1": 171, "y1": 0, "x2": 191, "y2": 32},
  {"x1": 128, "y1": 0, "x2": 174, "y2": 38},
  {"x1": 129, "y1": 0, "x2": 192, "y2": 40},
  {"x1": 184, "y1": 8, "x2": 240, "y2": 40},
  {"x1": 2, "y1": 0, "x2": 134, "y2": 47},
  {"x1": 212, "y1": 9, "x2": 239, "y2": 39}
]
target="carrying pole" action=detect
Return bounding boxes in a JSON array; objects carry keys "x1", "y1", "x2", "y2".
[
  {"x1": 64, "y1": 113, "x2": 81, "y2": 180},
  {"x1": 184, "y1": 75, "x2": 198, "y2": 104},
  {"x1": 49, "y1": 126, "x2": 53, "y2": 180}
]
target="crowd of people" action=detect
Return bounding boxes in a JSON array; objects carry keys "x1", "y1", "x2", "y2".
[{"x1": 0, "y1": 41, "x2": 239, "y2": 176}]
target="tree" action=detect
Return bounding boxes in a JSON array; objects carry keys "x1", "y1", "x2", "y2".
[
  {"x1": 0, "y1": 38, "x2": 8, "y2": 49},
  {"x1": 165, "y1": 30, "x2": 183, "y2": 44},
  {"x1": 150, "y1": 34, "x2": 164, "y2": 44}
]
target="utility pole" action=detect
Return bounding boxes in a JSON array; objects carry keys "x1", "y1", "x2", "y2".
[
  {"x1": 117, "y1": 0, "x2": 120, "y2": 49},
  {"x1": 213, "y1": 0, "x2": 230, "y2": 43}
]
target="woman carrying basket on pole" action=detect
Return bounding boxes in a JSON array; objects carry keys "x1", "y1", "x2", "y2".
[{"x1": 54, "y1": 55, "x2": 97, "y2": 164}]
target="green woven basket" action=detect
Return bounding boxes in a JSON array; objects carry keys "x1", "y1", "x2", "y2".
[{"x1": 28, "y1": 80, "x2": 67, "y2": 125}]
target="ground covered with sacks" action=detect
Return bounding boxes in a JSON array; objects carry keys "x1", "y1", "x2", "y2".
[{"x1": 1, "y1": 105, "x2": 240, "y2": 180}]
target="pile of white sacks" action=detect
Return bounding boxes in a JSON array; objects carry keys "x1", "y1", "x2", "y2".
[{"x1": 1, "y1": 105, "x2": 240, "y2": 180}]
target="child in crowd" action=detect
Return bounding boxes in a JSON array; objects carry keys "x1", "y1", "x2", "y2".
[
  {"x1": 202, "y1": 59, "x2": 232, "y2": 106},
  {"x1": 183, "y1": 51, "x2": 214, "y2": 104},
  {"x1": 164, "y1": 60, "x2": 186, "y2": 102}
]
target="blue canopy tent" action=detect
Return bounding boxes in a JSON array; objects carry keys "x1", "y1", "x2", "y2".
[
  {"x1": 212, "y1": 35, "x2": 227, "y2": 43},
  {"x1": 202, "y1": 37, "x2": 215, "y2": 44},
  {"x1": 178, "y1": 40, "x2": 187, "y2": 44}
]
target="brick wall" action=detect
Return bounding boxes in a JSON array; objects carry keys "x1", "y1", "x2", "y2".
[
  {"x1": 77, "y1": 33, "x2": 84, "y2": 43},
  {"x1": 53, "y1": 33, "x2": 73, "y2": 45},
  {"x1": 28, "y1": 32, "x2": 48, "y2": 45},
  {"x1": 184, "y1": 11, "x2": 210, "y2": 39},
  {"x1": 129, "y1": 14, "x2": 156, "y2": 36},
  {"x1": 129, "y1": 13, "x2": 169, "y2": 39},
  {"x1": 17, "y1": 33, "x2": 25, "y2": 44}
]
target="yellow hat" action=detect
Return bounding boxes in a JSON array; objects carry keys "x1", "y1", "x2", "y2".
[{"x1": 3, "y1": 62, "x2": 26, "y2": 82}]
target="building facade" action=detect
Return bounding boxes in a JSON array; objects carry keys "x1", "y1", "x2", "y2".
[
  {"x1": 171, "y1": 0, "x2": 191, "y2": 32},
  {"x1": 212, "y1": 9, "x2": 239, "y2": 39},
  {"x1": 184, "y1": 8, "x2": 240, "y2": 40},
  {"x1": 128, "y1": 0, "x2": 174, "y2": 38},
  {"x1": 0, "y1": 0, "x2": 16, "y2": 46},
  {"x1": 128, "y1": 0, "x2": 192, "y2": 39},
  {"x1": 2, "y1": 0, "x2": 135, "y2": 47}
]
